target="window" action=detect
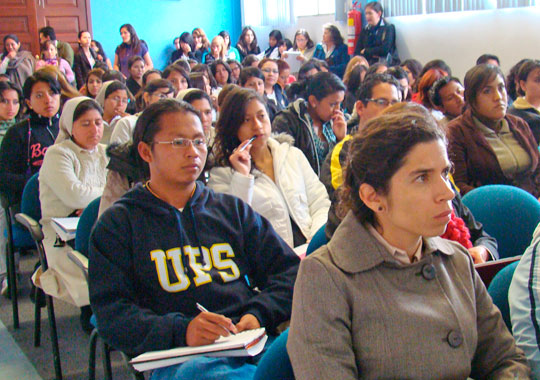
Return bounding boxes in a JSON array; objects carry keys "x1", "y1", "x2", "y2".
[
  {"x1": 380, "y1": 0, "x2": 537, "y2": 16},
  {"x1": 241, "y1": 0, "x2": 295, "y2": 26},
  {"x1": 294, "y1": 0, "x2": 336, "y2": 16}
]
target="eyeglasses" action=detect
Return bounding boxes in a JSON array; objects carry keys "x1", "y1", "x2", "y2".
[
  {"x1": 365, "y1": 98, "x2": 400, "y2": 107},
  {"x1": 152, "y1": 137, "x2": 206, "y2": 149},
  {"x1": 261, "y1": 69, "x2": 279, "y2": 74}
]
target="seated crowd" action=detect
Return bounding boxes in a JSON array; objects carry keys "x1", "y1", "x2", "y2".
[{"x1": 1, "y1": 1, "x2": 540, "y2": 378}]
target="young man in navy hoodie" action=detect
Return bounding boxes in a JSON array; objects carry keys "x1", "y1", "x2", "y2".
[{"x1": 88, "y1": 99, "x2": 300, "y2": 379}]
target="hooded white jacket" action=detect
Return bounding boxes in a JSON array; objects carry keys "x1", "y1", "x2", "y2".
[{"x1": 208, "y1": 136, "x2": 330, "y2": 248}]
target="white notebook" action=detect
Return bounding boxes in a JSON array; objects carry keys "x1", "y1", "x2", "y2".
[{"x1": 130, "y1": 328, "x2": 267, "y2": 372}]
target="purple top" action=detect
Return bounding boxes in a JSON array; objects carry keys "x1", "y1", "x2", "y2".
[{"x1": 115, "y1": 41, "x2": 148, "y2": 77}]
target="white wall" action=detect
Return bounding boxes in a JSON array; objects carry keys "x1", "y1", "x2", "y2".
[
  {"x1": 252, "y1": 7, "x2": 540, "y2": 81},
  {"x1": 391, "y1": 7, "x2": 540, "y2": 80}
]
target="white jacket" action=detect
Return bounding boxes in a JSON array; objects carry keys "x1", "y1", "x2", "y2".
[{"x1": 208, "y1": 136, "x2": 330, "y2": 248}]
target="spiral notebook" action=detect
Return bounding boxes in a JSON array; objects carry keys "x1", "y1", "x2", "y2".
[{"x1": 130, "y1": 328, "x2": 267, "y2": 372}]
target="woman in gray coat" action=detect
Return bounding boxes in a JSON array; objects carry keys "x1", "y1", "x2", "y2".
[{"x1": 287, "y1": 105, "x2": 530, "y2": 379}]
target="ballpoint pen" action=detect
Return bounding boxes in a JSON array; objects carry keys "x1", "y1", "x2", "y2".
[{"x1": 196, "y1": 303, "x2": 236, "y2": 336}]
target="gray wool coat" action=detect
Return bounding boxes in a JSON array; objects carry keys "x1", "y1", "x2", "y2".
[{"x1": 288, "y1": 211, "x2": 530, "y2": 380}]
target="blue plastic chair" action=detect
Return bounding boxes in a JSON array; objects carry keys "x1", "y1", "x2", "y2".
[
  {"x1": 462, "y1": 185, "x2": 540, "y2": 259},
  {"x1": 306, "y1": 224, "x2": 327, "y2": 256},
  {"x1": 487, "y1": 261, "x2": 519, "y2": 331},
  {"x1": 75, "y1": 196, "x2": 101, "y2": 257},
  {"x1": 253, "y1": 329, "x2": 294, "y2": 380}
]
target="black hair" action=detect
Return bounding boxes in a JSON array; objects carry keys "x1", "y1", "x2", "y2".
[
  {"x1": 103, "y1": 70, "x2": 126, "y2": 84},
  {"x1": 214, "y1": 88, "x2": 267, "y2": 167},
  {"x1": 39, "y1": 26, "x2": 56, "y2": 41},
  {"x1": 191, "y1": 63, "x2": 218, "y2": 89},
  {"x1": 476, "y1": 54, "x2": 500, "y2": 66},
  {"x1": 163, "y1": 65, "x2": 189, "y2": 82},
  {"x1": 3, "y1": 34, "x2": 20, "y2": 56},
  {"x1": 105, "y1": 81, "x2": 128, "y2": 99},
  {"x1": 356, "y1": 73, "x2": 399, "y2": 104},
  {"x1": 242, "y1": 54, "x2": 260, "y2": 68},
  {"x1": 346, "y1": 64, "x2": 368, "y2": 94},
  {"x1": 400, "y1": 59, "x2": 423, "y2": 81},
  {"x1": 323, "y1": 24, "x2": 344, "y2": 46},
  {"x1": 429, "y1": 76, "x2": 462, "y2": 108},
  {"x1": 365, "y1": 1, "x2": 386, "y2": 23},
  {"x1": 365, "y1": 62, "x2": 388, "y2": 78},
  {"x1": 464, "y1": 64, "x2": 505, "y2": 111},
  {"x1": 269, "y1": 30, "x2": 283, "y2": 43},
  {"x1": 182, "y1": 88, "x2": 212, "y2": 106},
  {"x1": 210, "y1": 60, "x2": 232, "y2": 85},
  {"x1": 238, "y1": 26, "x2": 258, "y2": 53},
  {"x1": 298, "y1": 59, "x2": 321, "y2": 81},
  {"x1": 506, "y1": 58, "x2": 529, "y2": 101},
  {"x1": 172, "y1": 59, "x2": 191, "y2": 73},
  {"x1": 118, "y1": 24, "x2": 142, "y2": 56},
  {"x1": 218, "y1": 30, "x2": 232, "y2": 49},
  {"x1": 128, "y1": 55, "x2": 144, "y2": 70},
  {"x1": 306, "y1": 71, "x2": 346, "y2": 100},
  {"x1": 22, "y1": 70, "x2": 62, "y2": 100},
  {"x1": 73, "y1": 99, "x2": 103, "y2": 122},
  {"x1": 188, "y1": 72, "x2": 210, "y2": 93},
  {"x1": 0, "y1": 81, "x2": 23, "y2": 119},
  {"x1": 420, "y1": 59, "x2": 452, "y2": 78},
  {"x1": 132, "y1": 99, "x2": 202, "y2": 177},
  {"x1": 516, "y1": 59, "x2": 540, "y2": 97},
  {"x1": 136, "y1": 78, "x2": 175, "y2": 111},
  {"x1": 78, "y1": 30, "x2": 90, "y2": 39},
  {"x1": 142, "y1": 69, "x2": 162, "y2": 86},
  {"x1": 277, "y1": 39, "x2": 293, "y2": 52},
  {"x1": 91, "y1": 40, "x2": 108, "y2": 60},
  {"x1": 239, "y1": 67, "x2": 265, "y2": 86},
  {"x1": 179, "y1": 32, "x2": 196, "y2": 52},
  {"x1": 339, "y1": 104, "x2": 445, "y2": 225},
  {"x1": 293, "y1": 29, "x2": 315, "y2": 50}
]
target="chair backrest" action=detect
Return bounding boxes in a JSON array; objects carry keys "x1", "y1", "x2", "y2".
[
  {"x1": 21, "y1": 173, "x2": 41, "y2": 222},
  {"x1": 462, "y1": 185, "x2": 540, "y2": 259},
  {"x1": 306, "y1": 224, "x2": 327, "y2": 256},
  {"x1": 75, "y1": 197, "x2": 101, "y2": 257},
  {"x1": 253, "y1": 328, "x2": 295, "y2": 380},
  {"x1": 487, "y1": 260, "x2": 519, "y2": 331}
]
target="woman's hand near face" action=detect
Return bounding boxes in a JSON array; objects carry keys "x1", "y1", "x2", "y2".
[
  {"x1": 229, "y1": 139, "x2": 253, "y2": 176},
  {"x1": 331, "y1": 109, "x2": 347, "y2": 141},
  {"x1": 468, "y1": 246, "x2": 489, "y2": 264}
]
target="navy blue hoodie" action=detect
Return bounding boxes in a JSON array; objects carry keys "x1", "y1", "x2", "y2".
[{"x1": 89, "y1": 182, "x2": 299, "y2": 357}]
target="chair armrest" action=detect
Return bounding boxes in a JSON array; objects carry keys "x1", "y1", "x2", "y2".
[
  {"x1": 15, "y1": 213, "x2": 43, "y2": 242},
  {"x1": 67, "y1": 250, "x2": 89, "y2": 283}
]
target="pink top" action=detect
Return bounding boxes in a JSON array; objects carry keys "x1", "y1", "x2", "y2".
[{"x1": 35, "y1": 58, "x2": 75, "y2": 84}]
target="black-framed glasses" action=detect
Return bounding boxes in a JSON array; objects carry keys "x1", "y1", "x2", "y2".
[
  {"x1": 365, "y1": 98, "x2": 400, "y2": 107},
  {"x1": 152, "y1": 137, "x2": 206, "y2": 149}
]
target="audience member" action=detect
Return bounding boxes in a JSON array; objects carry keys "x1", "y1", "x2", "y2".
[
  {"x1": 236, "y1": 26, "x2": 261, "y2": 61},
  {"x1": 273, "y1": 71, "x2": 347, "y2": 176},
  {"x1": 289, "y1": 29, "x2": 315, "y2": 62},
  {"x1": 227, "y1": 59, "x2": 242, "y2": 84},
  {"x1": 259, "y1": 58, "x2": 288, "y2": 113},
  {"x1": 313, "y1": 24, "x2": 350, "y2": 78},
  {"x1": 343, "y1": 56, "x2": 369, "y2": 85},
  {"x1": 169, "y1": 35, "x2": 182, "y2": 64},
  {"x1": 508, "y1": 59, "x2": 540, "y2": 145},
  {"x1": 288, "y1": 107, "x2": 529, "y2": 379},
  {"x1": 277, "y1": 38, "x2": 292, "y2": 59},
  {"x1": 209, "y1": 87, "x2": 330, "y2": 251},
  {"x1": 476, "y1": 53, "x2": 500, "y2": 66},
  {"x1": 242, "y1": 54, "x2": 260, "y2": 68},
  {"x1": 171, "y1": 32, "x2": 196, "y2": 63},
  {"x1": 414, "y1": 68, "x2": 447, "y2": 120},
  {"x1": 264, "y1": 30, "x2": 283, "y2": 59},
  {"x1": 210, "y1": 60, "x2": 231, "y2": 88},
  {"x1": 36, "y1": 97, "x2": 108, "y2": 332},
  {"x1": 89, "y1": 98, "x2": 299, "y2": 379},
  {"x1": 142, "y1": 69, "x2": 161, "y2": 85},
  {"x1": 354, "y1": 1, "x2": 399, "y2": 65},
  {"x1": 400, "y1": 58, "x2": 422, "y2": 92},
  {"x1": 126, "y1": 56, "x2": 145, "y2": 96},
  {"x1": 509, "y1": 223, "x2": 540, "y2": 379},
  {"x1": 365, "y1": 62, "x2": 388, "y2": 77},
  {"x1": 277, "y1": 59, "x2": 293, "y2": 90},
  {"x1": 91, "y1": 40, "x2": 113, "y2": 70},
  {"x1": 204, "y1": 36, "x2": 227, "y2": 64},
  {"x1": 192, "y1": 27, "x2": 210, "y2": 63},
  {"x1": 0, "y1": 70, "x2": 60, "y2": 203},
  {"x1": 506, "y1": 59, "x2": 529, "y2": 104},
  {"x1": 239, "y1": 67, "x2": 265, "y2": 96},
  {"x1": 95, "y1": 80, "x2": 129, "y2": 144},
  {"x1": 387, "y1": 65, "x2": 409, "y2": 100},
  {"x1": 219, "y1": 31, "x2": 241, "y2": 62},
  {"x1": 429, "y1": 76, "x2": 465, "y2": 125},
  {"x1": 35, "y1": 40, "x2": 75, "y2": 84},
  {"x1": 38, "y1": 26, "x2": 74, "y2": 67},
  {"x1": 79, "y1": 68, "x2": 104, "y2": 99},
  {"x1": 114, "y1": 24, "x2": 153, "y2": 77},
  {"x1": 163, "y1": 65, "x2": 190, "y2": 95},
  {"x1": 0, "y1": 34, "x2": 35, "y2": 91},
  {"x1": 73, "y1": 31, "x2": 99, "y2": 89},
  {"x1": 0, "y1": 81, "x2": 22, "y2": 141},
  {"x1": 342, "y1": 64, "x2": 368, "y2": 114},
  {"x1": 447, "y1": 64, "x2": 540, "y2": 196}
]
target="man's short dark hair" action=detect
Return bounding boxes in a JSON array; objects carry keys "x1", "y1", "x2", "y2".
[
  {"x1": 356, "y1": 73, "x2": 399, "y2": 104},
  {"x1": 476, "y1": 54, "x2": 500, "y2": 66},
  {"x1": 429, "y1": 76, "x2": 462, "y2": 108},
  {"x1": 39, "y1": 26, "x2": 56, "y2": 41}
]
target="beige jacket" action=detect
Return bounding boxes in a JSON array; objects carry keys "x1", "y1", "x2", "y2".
[{"x1": 288, "y1": 211, "x2": 530, "y2": 379}]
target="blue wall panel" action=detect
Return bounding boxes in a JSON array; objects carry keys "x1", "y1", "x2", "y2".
[{"x1": 90, "y1": 0, "x2": 242, "y2": 70}]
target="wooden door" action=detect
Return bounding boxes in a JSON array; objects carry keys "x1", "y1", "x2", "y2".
[
  {"x1": 35, "y1": 0, "x2": 92, "y2": 52},
  {"x1": 0, "y1": 0, "x2": 39, "y2": 55}
]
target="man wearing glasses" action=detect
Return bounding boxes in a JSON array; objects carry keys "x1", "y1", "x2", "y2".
[{"x1": 89, "y1": 99, "x2": 299, "y2": 379}]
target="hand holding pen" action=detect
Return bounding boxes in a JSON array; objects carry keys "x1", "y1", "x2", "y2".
[
  {"x1": 185, "y1": 303, "x2": 238, "y2": 347},
  {"x1": 229, "y1": 135, "x2": 257, "y2": 177}
]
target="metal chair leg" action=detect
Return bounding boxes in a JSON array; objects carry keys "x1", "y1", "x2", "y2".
[
  {"x1": 102, "y1": 340, "x2": 113, "y2": 380},
  {"x1": 33, "y1": 289, "x2": 41, "y2": 347},
  {"x1": 88, "y1": 328, "x2": 98, "y2": 380},
  {"x1": 45, "y1": 294, "x2": 62, "y2": 380},
  {"x1": 5, "y1": 212, "x2": 19, "y2": 329}
]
